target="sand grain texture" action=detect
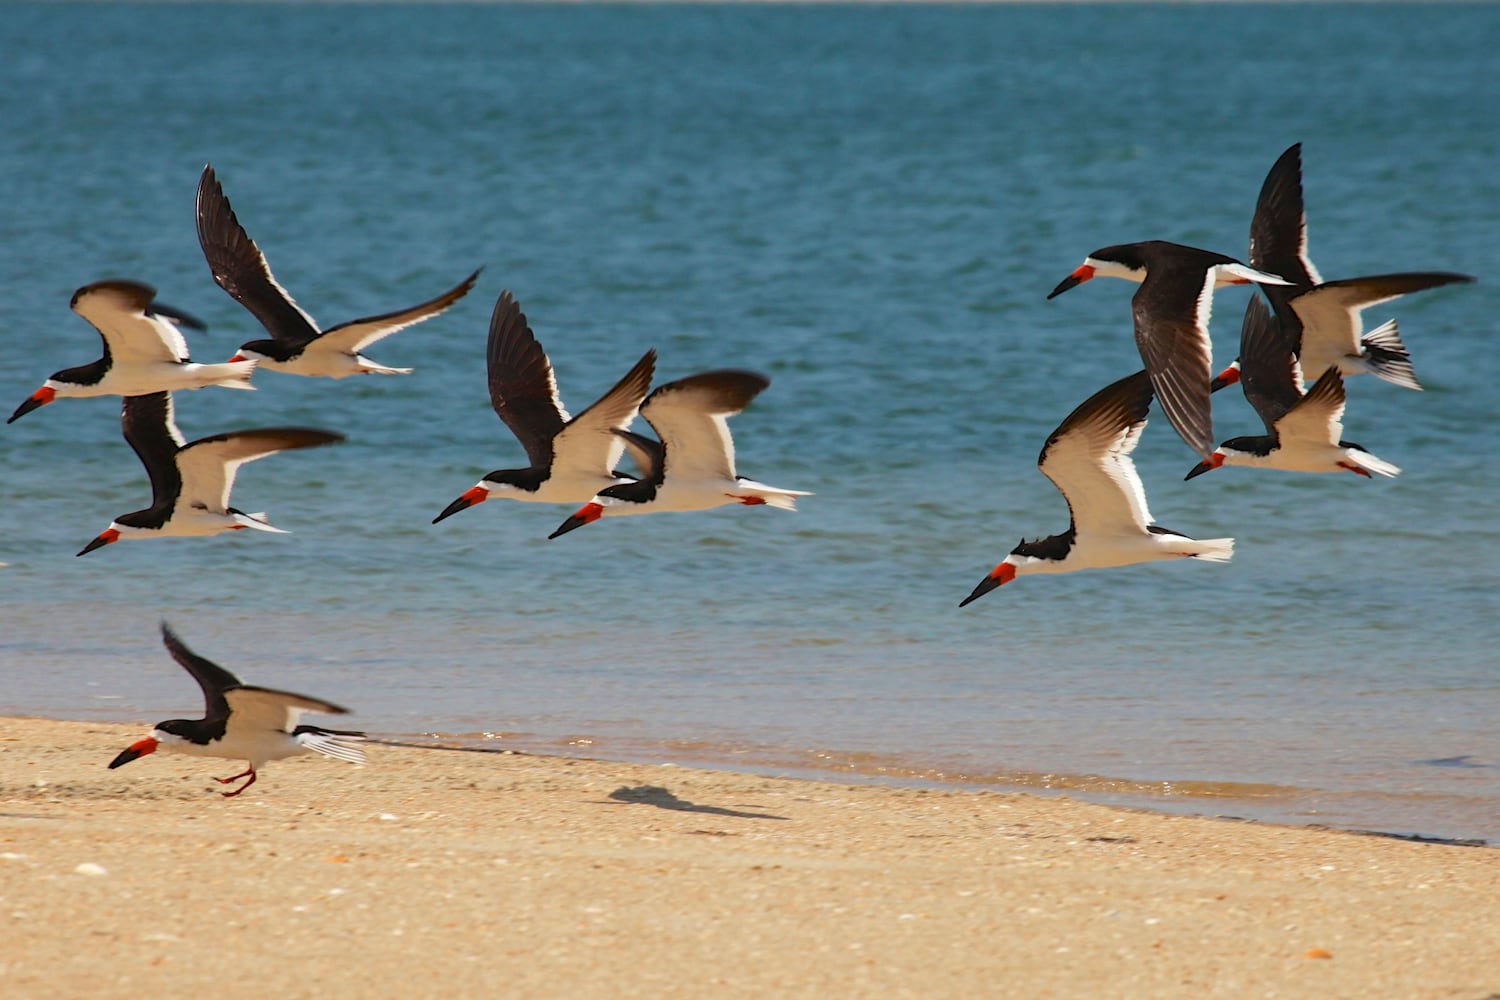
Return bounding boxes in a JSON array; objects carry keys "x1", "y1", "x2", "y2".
[{"x1": 1, "y1": 718, "x2": 1497, "y2": 998}]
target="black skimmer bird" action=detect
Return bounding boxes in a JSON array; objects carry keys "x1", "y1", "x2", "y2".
[
  {"x1": 195, "y1": 164, "x2": 479, "y2": 378},
  {"x1": 108, "y1": 622, "x2": 365, "y2": 797},
  {"x1": 432, "y1": 290, "x2": 656, "y2": 523},
  {"x1": 1048, "y1": 239, "x2": 1291, "y2": 459},
  {"x1": 549, "y1": 369, "x2": 811, "y2": 538},
  {"x1": 960, "y1": 369, "x2": 1233, "y2": 608},
  {"x1": 1217, "y1": 142, "x2": 1474, "y2": 393},
  {"x1": 1188, "y1": 297, "x2": 1400, "y2": 480},
  {"x1": 77, "y1": 391, "x2": 344, "y2": 555},
  {"x1": 8, "y1": 280, "x2": 255, "y2": 424}
]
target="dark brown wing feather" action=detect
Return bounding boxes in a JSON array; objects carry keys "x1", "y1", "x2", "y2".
[
  {"x1": 562, "y1": 348, "x2": 655, "y2": 432},
  {"x1": 120, "y1": 392, "x2": 185, "y2": 518},
  {"x1": 1131, "y1": 268, "x2": 1214, "y2": 460},
  {"x1": 1248, "y1": 143, "x2": 1317, "y2": 289},
  {"x1": 1037, "y1": 369, "x2": 1154, "y2": 467},
  {"x1": 160, "y1": 621, "x2": 239, "y2": 724},
  {"x1": 485, "y1": 290, "x2": 566, "y2": 468},
  {"x1": 1236, "y1": 296, "x2": 1304, "y2": 431},
  {"x1": 1311, "y1": 272, "x2": 1475, "y2": 301},
  {"x1": 614, "y1": 428, "x2": 664, "y2": 482},
  {"x1": 642, "y1": 369, "x2": 770, "y2": 418},
  {"x1": 195, "y1": 164, "x2": 322, "y2": 349}
]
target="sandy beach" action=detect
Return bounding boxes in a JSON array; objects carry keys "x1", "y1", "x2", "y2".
[{"x1": 2, "y1": 716, "x2": 1497, "y2": 998}]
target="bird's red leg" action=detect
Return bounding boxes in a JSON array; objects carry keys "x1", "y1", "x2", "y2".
[{"x1": 217, "y1": 765, "x2": 258, "y2": 797}]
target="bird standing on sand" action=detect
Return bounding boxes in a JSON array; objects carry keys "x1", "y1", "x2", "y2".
[
  {"x1": 433, "y1": 289, "x2": 656, "y2": 523},
  {"x1": 960, "y1": 369, "x2": 1234, "y2": 608},
  {"x1": 195, "y1": 164, "x2": 480, "y2": 378},
  {"x1": 108, "y1": 623, "x2": 365, "y2": 797},
  {"x1": 8, "y1": 280, "x2": 255, "y2": 424}
]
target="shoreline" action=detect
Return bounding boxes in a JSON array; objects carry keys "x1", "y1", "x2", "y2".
[
  {"x1": 4, "y1": 716, "x2": 1498, "y2": 996},
  {"x1": 388, "y1": 730, "x2": 1499, "y2": 846},
  {"x1": 384, "y1": 734, "x2": 1496, "y2": 848},
  {"x1": 10, "y1": 709, "x2": 1496, "y2": 845}
]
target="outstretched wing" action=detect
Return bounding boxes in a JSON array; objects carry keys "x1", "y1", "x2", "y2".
[
  {"x1": 159, "y1": 621, "x2": 239, "y2": 725},
  {"x1": 1248, "y1": 143, "x2": 1319, "y2": 288},
  {"x1": 614, "y1": 428, "x2": 664, "y2": 482},
  {"x1": 71, "y1": 280, "x2": 189, "y2": 364},
  {"x1": 315, "y1": 268, "x2": 480, "y2": 355},
  {"x1": 120, "y1": 392, "x2": 188, "y2": 514},
  {"x1": 196, "y1": 164, "x2": 322, "y2": 349},
  {"x1": 1132, "y1": 265, "x2": 1215, "y2": 459},
  {"x1": 640, "y1": 370, "x2": 770, "y2": 483},
  {"x1": 1038, "y1": 370, "x2": 1156, "y2": 535},
  {"x1": 1275, "y1": 366, "x2": 1346, "y2": 446},
  {"x1": 552, "y1": 349, "x2": 657, "y2": 479},
  {"x1": 176, "y1": 427, "x2": 344, "y2": 513},
  {"x1": 1236, "y1": 295, "x2": 1306, "y2": 432},
  {"x1": 484, "y1": 290, "x2": 567, "y2": 467},
  {"x1": 225, "y1": 685, "x2": 351, "y2": 737},
  {"x1": 1291, "y1": 272, "x2": 1475, "y2": 365}
]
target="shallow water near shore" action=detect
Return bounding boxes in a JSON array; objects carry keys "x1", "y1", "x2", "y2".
[{"x1": 2, "y1": 3, "x2": 1497, "y2": 842}]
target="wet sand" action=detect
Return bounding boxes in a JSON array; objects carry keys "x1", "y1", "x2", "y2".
[{"x1": 2, "y1": 716, "x2": 1497, "y2": 998}]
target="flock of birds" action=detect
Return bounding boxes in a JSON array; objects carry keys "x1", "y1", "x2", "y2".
[
  {"x1": 10, "y1": 145, "x2": 1473, "y2": 794},
  {"x1": 961, "y1": 143, "x2": 1470, "y2": 606},
  {"x1": 11, "y1": 165, "x2": 812, "y2": 556}
]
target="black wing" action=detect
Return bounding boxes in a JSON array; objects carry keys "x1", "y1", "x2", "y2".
[
  {"x1": 1237, "y1": 296, "x2": 1305, "y2": 431},
  {"x1": 160, "y1": 621, "x2": 240, "y2": 725},
  {"x1": 486, "y1": 290, "x2": 566, "y2": 468},
  {"x1": 118, "y1": 393, "x2": 185, "y2": 527},
  {"x1": 1248, "y1": 143, "x2": 1318, "y2": 289},
  {"x1": 614, "y1": 428, "x2": 664, "y2": 483},
  {"x1": 195, "y1": 164, "x2": 323, "y2": 350},
  {"x1": 1131, "y1": 264, "x2": 1215, "y2": 460},
  {"x1": 1247, "y1": 144, "x2": 1317, "y2": 354}
]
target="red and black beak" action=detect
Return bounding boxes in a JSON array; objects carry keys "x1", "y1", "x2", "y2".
[
  {"x1": 77, "y1": 528, "x2": 121, "y2": 557},
  {"x1": 432, "y1": 486, "x2": 488, "y2": 525},
  {"x1": 1185, "y1": 453, "x2": 1225, "y2": 481},
  {"x1": 108, "y1": 737, "x2": 159, "y2": 769},
  {"x1": 959, "y1": 563, "x2": 1017, "y2": 608},
  {"x1": 548, "y1": 502, "x2": 604, "y2": 540},
  {"x1": 8, "y1": 386, "x2": 56, "y2": 424},
  {"x1": 1209, "y1": 362, "x2": 1242, "y2": 393},
  {"x1": 1047, "y1": 264, "x2": 1096, "y2": 300}
]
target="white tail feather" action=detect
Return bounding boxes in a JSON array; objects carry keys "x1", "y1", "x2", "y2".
[
  {"x1": 232, "y1": 512, "x2": 289, "y2": 533},
  {"x1": 734, "y1": 482, "x2": 813, "y2": 511},
  {"x1": 1187, "y1": 538, "x2": 1236, "y2": 563},
  {"x1": 358, "y1": 361, "x2": 414, "y2": 375},
  {"x1": 761, "y1": 492, "x2": 808, "y2": 511},
  {"x1": 296, "y1": 731, "x2": 367, "y2": 764},
  {"x1": 1219, "y1": 262, "x2": 1292, "y2": 286},
  {"x1": 205, "y1": 359, "x2": 258, "y2": 389},
  {"x1": 1348, "y1": 450, "x2": 1402, "y2": 478},
  {"x1": 1359, "y1": 319, "x2": 1422, "y2": 390},
  {"x1": 1362, "y1": 318, "x2": 1405, "y2": 352}
]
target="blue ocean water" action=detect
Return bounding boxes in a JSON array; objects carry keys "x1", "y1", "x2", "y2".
[{"x1": 1, "y1": 3, "x2": 1496, "y2": 841}]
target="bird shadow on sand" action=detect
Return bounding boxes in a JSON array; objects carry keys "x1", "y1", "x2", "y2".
[
  {"x1": 1413, "y1": 755, "x2": 1493, "y2": 769},
  {"x1": 604, "y1": 785, "x2": 790, "y2": 821}
]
